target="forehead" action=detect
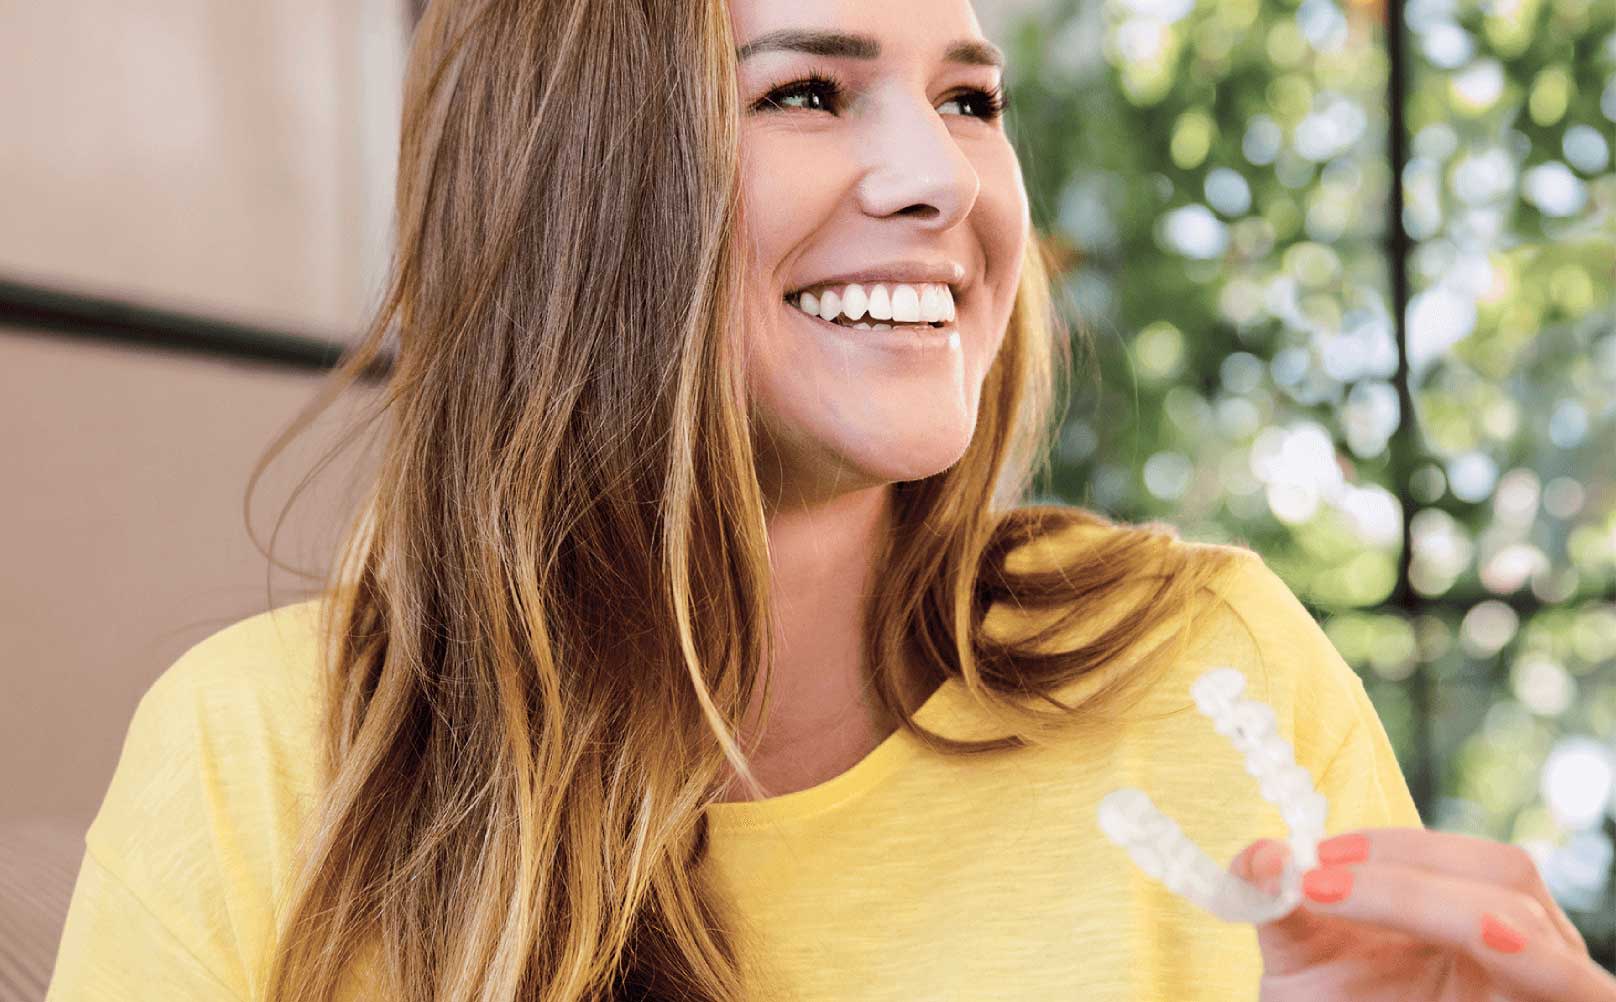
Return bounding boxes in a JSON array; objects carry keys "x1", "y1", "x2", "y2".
[{"x1": 729, "y1": 0, "x2": 986, "y2": 58}]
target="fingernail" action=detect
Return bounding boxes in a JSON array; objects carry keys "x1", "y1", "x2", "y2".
[
  {"x1": 1302, "y1": 866, "x2": 1353, "y2": 903},
  {"x1": 1317, "y1": 832, "x2": 1369, "y2": 865},
  {"x1": 1481, "y1": 913, "x2": 1527, "y2": 954}
]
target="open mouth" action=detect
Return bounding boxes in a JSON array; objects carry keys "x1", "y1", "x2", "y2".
[{"x1": 783, "y1": 290, "x2": 953, "y2": 331}]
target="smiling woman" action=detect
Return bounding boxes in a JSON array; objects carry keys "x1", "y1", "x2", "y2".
[
  {"x1": 735, "y1": 2, "x2": 1029, "y2": 500},
  {"x1": 44, "y1": 1, "x2": 1426, "y2": 1001}
]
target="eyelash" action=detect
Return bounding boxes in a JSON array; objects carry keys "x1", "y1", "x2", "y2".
[{"x1": 751, "y1": 67, "x2": 1009, "y2": 121}]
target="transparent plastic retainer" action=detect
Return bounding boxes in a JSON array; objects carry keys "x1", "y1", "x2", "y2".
[{"x1": 1096, "y1": 667, "x2": 1327, "y2": 925}]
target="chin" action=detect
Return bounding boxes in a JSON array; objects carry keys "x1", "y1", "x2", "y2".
[{"x1": 836, "y1": 430, "x2": 976, "y2": 485}]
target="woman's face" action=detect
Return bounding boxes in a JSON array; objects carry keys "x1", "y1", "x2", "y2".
[{"x1": 733, "y1": 0, "x2": 1029, "y2": 505}]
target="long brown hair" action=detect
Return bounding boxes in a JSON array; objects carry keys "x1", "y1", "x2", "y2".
[{"x1": 248, "y1": 1, "x2": 1244, "y2": 998}]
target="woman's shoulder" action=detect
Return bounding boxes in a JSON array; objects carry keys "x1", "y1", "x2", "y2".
[
  {"x1": 995, "y1": 505, "x2": 1300, "y2": 628},
  {"x1": 992, "y1": 509, "x2": 1373, "y2": 767},
  {"x1": 1103, "y1": 530, "x2": 1424, "y2": 836},
  {"x1": 999, "y1": 514, "x2": 1423, "y2": 881},
  {"x1": 92, "y1": 592, "x2": 333, "y2": 827},
  {"x1": 75, "y1": 595, "x2": 334, "y2": 991},
  {"x1": 984, "y1": 507, "x2": 1264, "y2": 645},
  {"x1": 143, "y1": 595, "x2": 331, "y2": 715},
  {"x1": 106, "y1": 596, "x2": 332, "y2": 806},
  {"x1": 1132, "y1": 532, "x2": 1383, "y2": 788},
  {"x1": 993, "y1": 504, "x2": 1262, "y2": 582}
]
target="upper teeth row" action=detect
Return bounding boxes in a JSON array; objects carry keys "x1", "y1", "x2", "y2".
[{"x1": 792, "y1": 282, "x2": 956, "y2": 325}]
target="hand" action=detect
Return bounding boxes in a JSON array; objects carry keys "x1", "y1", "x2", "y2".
[{"x1": 1229, "y1": 827, "x2": 1616, "y2": 1001}]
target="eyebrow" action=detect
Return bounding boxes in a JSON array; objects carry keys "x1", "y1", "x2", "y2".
[{"x1": 735, "y1": 29, "x2": 1005, "y2": 70}]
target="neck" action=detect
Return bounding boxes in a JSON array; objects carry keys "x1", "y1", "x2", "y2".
[{"x1": 711, "y1": 482, "x2": 923, "y2": 801}]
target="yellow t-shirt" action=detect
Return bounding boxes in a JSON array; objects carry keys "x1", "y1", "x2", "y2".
[{"x1": 48, "y1": 537, "x2": 1422, "y2": 1001}]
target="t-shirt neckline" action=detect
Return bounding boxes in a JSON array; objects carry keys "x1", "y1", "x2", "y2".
[{"x1": 702, "y1": 675, "x2": 962, "y2": 835}]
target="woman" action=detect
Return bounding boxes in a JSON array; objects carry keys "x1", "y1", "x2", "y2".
[{"x1": 48, "y1": 0, "x2": 1616, "y2": 1000}]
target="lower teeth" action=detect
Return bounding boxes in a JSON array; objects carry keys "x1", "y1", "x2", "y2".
[
  {"x1": 812, "y1": 313, "x2": 936, "y2": 330},
  {"x1": 849, "y1": 321, "x2": 939, "y2": 330}
]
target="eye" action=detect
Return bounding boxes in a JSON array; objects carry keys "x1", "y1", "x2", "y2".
[
  {"x1": 753, "y1": 71, "x2": 845, "y2": 114},
  {"x1": 750, "y1": 73, "x2": 1011, "y2": 122},
  {"x1": 940, "y1": 85, "x2": 1009, "y2": 121}
]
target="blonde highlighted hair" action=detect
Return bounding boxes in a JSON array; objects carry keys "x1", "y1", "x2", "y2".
[{"x1": 247, "y1": 1, "x2": 1243, "y2": 998}]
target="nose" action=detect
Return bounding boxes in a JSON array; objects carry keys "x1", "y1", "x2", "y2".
[{"x1": 853, "y1": 93, "x2": 980, "y2": 230}]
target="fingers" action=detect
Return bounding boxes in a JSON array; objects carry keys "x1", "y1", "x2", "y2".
[
  {"x1": 1231, "y1": 838, "x2": 1291, "y2": 894},
  {"x1": 1229, "y1": 839, "x2": 1344, "y2": 975},
  {"x1": 1299, "y1": 859, "x2": 1616, "y2": 1002},
  {"x1": 1230, "y1": 839, "x2": 1269, "y2": 886},
  {"x1": 1325, "y1": 828, "x2": 1588, "y2": 958}
]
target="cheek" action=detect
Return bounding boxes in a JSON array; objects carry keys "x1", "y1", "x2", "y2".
[
  {"x1": 958, "y1": 160, "x2": 1029, "y2": 381},
  {"x1": 736, "y1": 137, "x2": 837, "y2": 422},
  {"x1": 738, "y1": 136, "x2": 843, "y2": 292},
  {"x1": 738, "y1": 151, "x2": 787, "y2": 264},
  {"x1": 975, "y1": 149, "x2": 1031, "y2": 299}
]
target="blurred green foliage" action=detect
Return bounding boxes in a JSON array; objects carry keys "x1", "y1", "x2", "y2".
[{"x1": 1001, "y1": 0, "x2": 1616, "y2": 957}]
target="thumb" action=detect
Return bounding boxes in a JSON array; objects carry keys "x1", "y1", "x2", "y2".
[
  {"x1": 1230, "y1": 838, "x2": 1290, "y2": 895},
  {"x1": 1253, "y1": 839, "x2": 1290, "y2": 895},
  {"x1": 1230, "y1": 839, "x2": 1339, "y2": 975}
]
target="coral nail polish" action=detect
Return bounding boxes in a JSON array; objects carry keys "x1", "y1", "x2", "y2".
[
  {"x1": 1481, "y1": 913, "x2": 1527, "y2": 954},
  {"x1": 1302, "y1": 867, "x2": 1353, "y2": 903},
  {"x1": 1317, "y1": 832, "x2": 1369, "y2": 865}
]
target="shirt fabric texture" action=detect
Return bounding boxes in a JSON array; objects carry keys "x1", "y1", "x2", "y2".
[{"x1": 48, "y1": 529, "x2": 1423, "y2": 1000}]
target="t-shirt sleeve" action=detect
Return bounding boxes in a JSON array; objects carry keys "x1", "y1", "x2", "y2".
[
  {"x1": 47, "y1": 848, "x2": 246, "y2": 1001},
  {"x1": 1313, "y1": 694, "x2": 1425, "y2": 833},
  {"x1": 47, "y1": 602, "x2": 325, "y2": 1001},
  {"x1": 1210, "y1": 547, "x2": 1425, "y2": 835}
]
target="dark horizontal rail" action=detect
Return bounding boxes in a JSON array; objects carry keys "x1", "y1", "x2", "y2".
[{"x1": 0, "y1": 275, "x2": 390, "y2": 381}]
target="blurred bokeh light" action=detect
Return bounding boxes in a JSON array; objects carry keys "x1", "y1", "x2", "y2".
[{"x1": 1000, "y1": 0, "x2": 1616, "y2": 959}]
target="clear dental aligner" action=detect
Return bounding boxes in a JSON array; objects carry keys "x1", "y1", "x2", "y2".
[{"x1": 1096, "y1": 667, "x2": 1329, "y2": 925}]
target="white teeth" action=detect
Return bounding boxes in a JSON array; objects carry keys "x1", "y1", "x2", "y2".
[
  {"x1": 789, "y1": 282, "x2": 956, "y2": 328},
  {"x1": 853, "y1": 322, "x2": 872, "y2": 329},
  {"x1": 890, "y1": 285, "x2": 921, "y2": 323},
  {"x1": 817, "y1": 289, "x2": 842, "y2": 322},
  {"x1": 840, "y1": 284, "x2": 868, "y2": 321},
  {"x1": 872, "y1": 322, "x2": 891, "y2": 330},
  {"x1": 866, "y1": 285, "x2": 892, "y2": 320}
]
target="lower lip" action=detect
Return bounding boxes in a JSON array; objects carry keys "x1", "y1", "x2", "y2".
[{"x1": 784, "y1": 301, "x2": 961, "y2": 352}]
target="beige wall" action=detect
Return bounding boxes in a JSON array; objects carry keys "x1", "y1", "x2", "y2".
[
  {"x1": 0, "y1": 0, "x2": 406, "y2": 335},
  {"x1": 1, "y1": 0, "x2": 407, "y2": 828},
  {"x1": 1, "y1": 334, "x2": 381, "y2": 822}
]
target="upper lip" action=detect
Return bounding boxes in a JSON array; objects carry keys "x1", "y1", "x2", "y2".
[{"x1": 786, "y1": 259, "x2": 969, "y2": 297}]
